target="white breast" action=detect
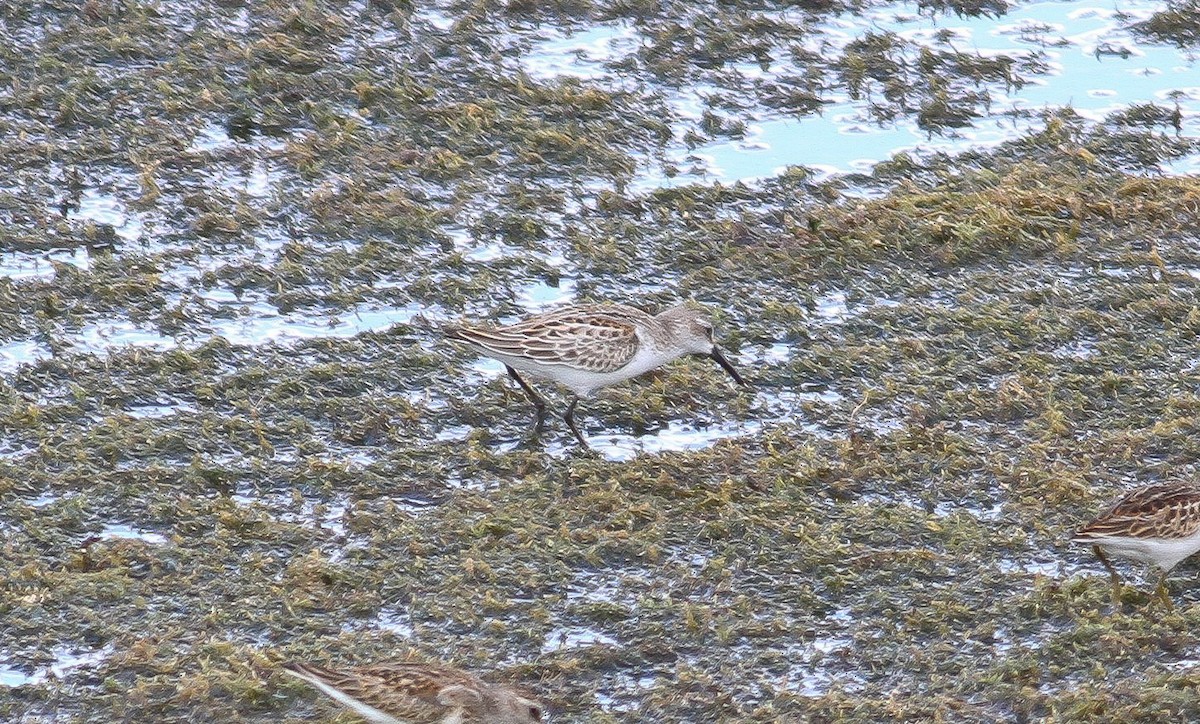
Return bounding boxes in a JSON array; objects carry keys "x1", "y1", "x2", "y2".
[
  {"x1": 497, "y1": 339, "x2": 685, "y2": 397},
  {"x1": 1094, "y1": 528, "x2": 1200, "y2": 571}
]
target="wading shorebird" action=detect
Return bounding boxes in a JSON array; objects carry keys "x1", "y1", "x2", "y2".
[
  {"x1": 445, "y1": 302, "x2": 748, "y2": 449},
  {"x1": 282, "y1": 660, "x2": 544, "y2": 724},
  {"x1": 1072, "y1": 481, "x2": 1200, "y2": 608}
]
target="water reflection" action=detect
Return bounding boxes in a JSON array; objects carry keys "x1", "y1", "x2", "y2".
[{"x1": 522, "y1": 0, "x2": 1200, "y2": 182}]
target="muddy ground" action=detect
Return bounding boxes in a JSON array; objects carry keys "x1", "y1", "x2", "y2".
[{"x1": 2, "y1": 1, "x2": 1200, "y2": 722}]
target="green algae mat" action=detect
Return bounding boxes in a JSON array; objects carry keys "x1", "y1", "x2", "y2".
[{"x1": 2, "y1": 1, "x2": 1200, "y2": 722}]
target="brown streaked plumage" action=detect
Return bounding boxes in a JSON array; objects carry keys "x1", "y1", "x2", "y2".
[
  {"x1": 282, "y1": 660, "x2": 544, "y2": 724},
  {"x1": 1072, "y1": 481, "x2": 1200, "y2": 607},
  {"x1": 448, "y1": 307, "x2": 642, "y2": 375},
  {"x1": 445, "y1": 302, "x2": 747, "y2": 449}
]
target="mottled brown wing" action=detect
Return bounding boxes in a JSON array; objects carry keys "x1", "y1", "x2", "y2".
[
  {"x1": 1076, "y1": 482, "x2": 1200, "y2": 539},
  {"x1": 446, "y1": 305, "x2": 642, "y2": 373},
  {"x1": 286, "y1": 662, "x2": 473, "y2": 718},
  {"x1": 284, "y1": 662, "x2": 357, "y2": 689},
  {"x1": 435, "y1": 683, "x2": 485, "y2": 709},
  {"x1": 363, "y1": 662, "x2": 479, "y2": 703}
]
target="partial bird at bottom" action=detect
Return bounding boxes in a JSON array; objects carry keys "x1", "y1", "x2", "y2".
[
  {"x1": 1072, "y1": 481, "x2": 1200, "y2": 608},
  {"x1": 283, "y1": 660, "x2": 544, "y2": 724}
]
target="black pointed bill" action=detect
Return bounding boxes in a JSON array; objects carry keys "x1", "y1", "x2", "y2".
[{"x1": 709, "y1": 347, "x2": 748, "y2": 387}]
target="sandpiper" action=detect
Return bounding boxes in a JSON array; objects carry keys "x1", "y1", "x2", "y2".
[
  {"x1": 445, "y1": 302, "x2": 748, "y2": 448},
  {"x1": 282, "y1": 660, "x2": 544, "y2": 724},
  {"x1": 1072, "y1": 481, "x2": 1200, "y2": 607}
]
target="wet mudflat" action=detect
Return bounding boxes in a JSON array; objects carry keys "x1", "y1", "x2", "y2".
[{"x1": 2, "y1": 0, "x2": 1200, "y2": 722}]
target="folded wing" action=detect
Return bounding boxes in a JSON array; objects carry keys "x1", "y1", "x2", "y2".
[
  {"x1": 1075, "y1": 482, "x2": 1200, "y2": 540},
  {"x1": 447, "y1": 306, "x2": 641, "y2": 374}
]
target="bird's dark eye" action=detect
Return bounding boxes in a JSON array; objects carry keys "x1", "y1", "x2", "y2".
[
  {"x1": 529, "y1": 705, "x2": 543, "y2": 721},
  {"x1": 704, "y1": 326, "x2": 714, "y2": 341}
]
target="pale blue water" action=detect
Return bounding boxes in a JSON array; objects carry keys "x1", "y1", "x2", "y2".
[
  {"x1": 701, "y1": 0, "x2": 1200, "y2": 179},
  {"x1": 521, "y1": 0, "x2": 1200, "y2": 182}
]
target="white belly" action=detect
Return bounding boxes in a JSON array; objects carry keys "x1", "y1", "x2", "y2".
[
  {"x1": 498, "y1": 345, "x2": 683, "y2": 396},
  {"x1": 1092, "y1": 530, "x2": 1200, "y2": 572}
]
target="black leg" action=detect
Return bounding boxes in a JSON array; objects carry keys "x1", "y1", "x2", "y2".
[
  {"x1": 1155, "y1": 569, "x2": 1174, "y2": 611},
  {"x1": 1093, "y1": 545, "x2": 1121, "y2": 604},
  {"x1": 505, "y1": 365, "x2": 547, "y2": 431},
  {"x1": 563, "y1": 396, "x2": 590, "y2": 450}
]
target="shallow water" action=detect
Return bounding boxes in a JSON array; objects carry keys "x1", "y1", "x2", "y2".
[
  {"x1": 522, "y1": 0, "x2": 1200, "y2": 182},
  {"x1": 594, "y1": 418, "x2": 765, "y2": 461},
  {"x1": 99, "y1": 523, "x2": 169, "y2": 545},
  {"x1": 0, "y1": 644, "x2": 115, "y2": 689},
  {"x1": 2, "y1": 3, "x2": 1200, "y2": 721}
]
